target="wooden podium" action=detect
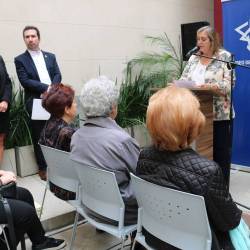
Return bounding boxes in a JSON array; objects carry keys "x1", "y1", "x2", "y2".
[{"x1": 191, "y1": 88, "x2": 213, "y2": 160}]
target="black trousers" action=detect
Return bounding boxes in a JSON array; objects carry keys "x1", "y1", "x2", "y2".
[
  {"x1": 213, "y1": 120, "x2": 233, "y2": 184},
  {"x1": 0, "y1": 187, "x2": 46, "y2": 249},
  {"x1": 30, "y1": 119, "x2": 47, "y2": 170}
]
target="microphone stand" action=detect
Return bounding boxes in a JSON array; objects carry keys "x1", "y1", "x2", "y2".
[{"x1": 193, "y1": 52, "x2": 250, "y2": 210}]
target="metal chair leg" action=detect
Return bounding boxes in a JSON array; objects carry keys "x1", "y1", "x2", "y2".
[
  {"x1": 1, "y1": 226, "x2": 11, "y2": 250},
  {"x1": 69, "y1": 211, "x2": 79, "y2": 250},
  {"x1": 120, "y1": 237, "x2": 125, "y2": 250},
  {"x1": 131, "y1": 238, "x2": 136, "y2": 250},
  {"x1": 20, "y1": 236, "x2": 26, "y2": 250},
  {"x1": 39, "y1": 182, "x2": 48, "y2": 219}
]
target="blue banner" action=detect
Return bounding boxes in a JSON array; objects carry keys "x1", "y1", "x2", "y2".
[{"x1": 222, "y1": 0, "x2": 250, "y2": 167}]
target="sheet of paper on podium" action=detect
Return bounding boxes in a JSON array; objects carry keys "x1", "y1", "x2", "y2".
[
  {"x1": 173, "y1": 80, "x2": 198, "y2": 89},
  {"x1": 31, "y1": 98, "x2": 50, "y2": 120}
]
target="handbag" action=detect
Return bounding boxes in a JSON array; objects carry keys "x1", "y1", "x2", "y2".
[{"x1": 0, "y1": 182, "x2": 17, "y2": 199}]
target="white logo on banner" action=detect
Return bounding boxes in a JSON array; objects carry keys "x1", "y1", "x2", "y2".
[{"x1": 235, "y1": 21, "x2": 250, "y2": 51}]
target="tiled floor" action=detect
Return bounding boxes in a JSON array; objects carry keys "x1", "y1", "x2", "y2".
[
  {"x1": 18, "y1": 223, "x2": 131, "y2": 250},
  {"x1": 16, "y1": 168, "x2": 250, "y2": 250},
  {"x1": 229, "y1": 169, "x2": 250, "y2": 212}
]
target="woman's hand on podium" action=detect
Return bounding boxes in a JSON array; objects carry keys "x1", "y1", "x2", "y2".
[{"x1": 199, "y1": 83, "x2": 225, "y2": 97}]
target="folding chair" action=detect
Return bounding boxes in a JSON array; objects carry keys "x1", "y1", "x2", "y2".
[
  {"x1": 40, "y1": 145, "x2": 82, "y2": 248},
  {"x1": 70, "y1": 161, "x2": 137, "y2": 250},
  {"x1": 130, "y1": 174, "x2": 212, "y2": 250}
]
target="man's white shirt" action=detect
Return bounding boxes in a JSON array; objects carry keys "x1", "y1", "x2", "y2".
[{"x1": 28, "y1": 50, "x2": 51, "y2": 85}]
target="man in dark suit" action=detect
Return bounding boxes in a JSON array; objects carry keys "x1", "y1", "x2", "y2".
[{"x1": 15, "y1": 26, "x2": 62, "y2": 180}]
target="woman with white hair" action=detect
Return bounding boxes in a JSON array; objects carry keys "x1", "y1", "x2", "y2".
[{"x1": 70, "y1": 76, "x2": 140, "y2": 226}]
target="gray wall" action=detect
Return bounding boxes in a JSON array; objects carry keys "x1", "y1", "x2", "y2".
[{"x1": 0, "y1": 0, "x2": 213, "y2": 92}]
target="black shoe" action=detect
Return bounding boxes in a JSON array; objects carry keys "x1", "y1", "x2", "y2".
[
  {"x1": 95, "y1": 228, "x2": 105, "y2": 234},
  {"x1": 32, "y1": 237, "x2": 66, "y2": 250}
]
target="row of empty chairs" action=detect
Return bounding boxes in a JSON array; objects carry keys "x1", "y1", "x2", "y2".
[{"x1": 40, "y1": 145, "x2": 213, "y2": 250}]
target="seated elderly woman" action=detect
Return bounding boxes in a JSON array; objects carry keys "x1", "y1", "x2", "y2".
[
  {"x1": 70, "y1": 76, "x2": 140, "y2": 226},
  {"x1": 40, "y1": 83, "x2": 77, "y2": 151},
  {"x1": 136, "y1": 86, "x2": 242, "y2": 250},
  {"x1": 39, "y1": 83, "x2": 77, "y2": 199}
]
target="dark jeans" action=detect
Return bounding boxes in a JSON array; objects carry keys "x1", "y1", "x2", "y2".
[
  {"x1": 0, "y1": 187, "x2": 46, "y2": 249},
  {"x1": 213, "y1": 120, "x2": 233, "y2": 184},
  {"x1": 30, "y1": 119, "x2": 47, "y2": 170}
]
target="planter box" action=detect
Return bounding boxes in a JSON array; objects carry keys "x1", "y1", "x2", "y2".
[
  {"x1": 15, "y1": 145, "x2": 38, "y2": 177},
  {"x1": 125, "y1": 125, "x2": 151, "y2": 148},
  {"x1": 0, "y1": 148, "x2": 17, "y2": 174},
  {"x1": 132, "y1": 125, "x2": 151, "y2": 148}
]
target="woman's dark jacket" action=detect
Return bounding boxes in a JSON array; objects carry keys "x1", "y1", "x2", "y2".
[
  {"x1": 39, "y1": 116, "x2": 76, "y2": 152},
  {"x1": 136, "y1": 146, "x2": 241, "y2": 249},
  {"x1": 0, "y1": 56, "x2": 11, "y2": 103}
]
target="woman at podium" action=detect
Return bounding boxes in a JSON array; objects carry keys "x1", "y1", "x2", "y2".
[{"x1": 180, "y1": 25, "x2": 234, "y2": 183}]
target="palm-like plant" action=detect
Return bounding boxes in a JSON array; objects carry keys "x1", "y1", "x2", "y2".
[
  {"x1": 116, "y1": 33, "x2": 185, "y2": 129},
  {"x1": 116, "y1": 69, "x2": 152, "y2": 128},
  {"x1": 5, "y1": 86, "x2": 32, "y2": 149},
  {"x1": 127, "y1": 33, "x2": 185, "y2": 87}
]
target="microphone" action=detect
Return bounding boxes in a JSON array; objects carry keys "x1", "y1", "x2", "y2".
[{"x1": 186, "y1": 46, "x2": 200, "y2": 58}]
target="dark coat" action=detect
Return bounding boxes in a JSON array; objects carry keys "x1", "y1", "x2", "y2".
[
  {"x1": 0, "y1": 56, "x2": 12, "y2": 103},
  {"x1": 136, "y1": 146, "x2": 241, "y2": 249},
  {"x1": 14, "y1": 50, "x2": 61, "y2": 113},
  {"x1": 39, "y1": 116, "x2": 76, "y2": 152}
]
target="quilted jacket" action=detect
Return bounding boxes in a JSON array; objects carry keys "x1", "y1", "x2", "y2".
[{"x1": 136, "y1": 146, "x2": 241, "y2": 247}]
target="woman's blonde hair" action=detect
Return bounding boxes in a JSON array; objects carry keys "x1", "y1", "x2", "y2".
[
  {"x1": 146, "y1": 86, "x2": 205, "y2": 151},
  {"x1": 197, "y1": 25, "x2": 221, "y2": 54}
]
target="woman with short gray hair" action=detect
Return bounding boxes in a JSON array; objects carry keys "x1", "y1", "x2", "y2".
[
  {"x1": 71, "y1": 76, "x2": 140, "y2": 226},
  {"x1": 80, "y1": 76, "x2": 119, "y2": 118}
]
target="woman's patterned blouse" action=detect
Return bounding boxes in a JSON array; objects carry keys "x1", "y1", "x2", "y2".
[{"x1": 180, "y1": 49, "x2": 235, "y2": 121}]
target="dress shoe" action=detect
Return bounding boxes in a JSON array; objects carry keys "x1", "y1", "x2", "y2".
[
  {"x1": 38, "y1": 169, "x2": 47, "y2": 181},
  {"x1": 32, "y1": 237, "x2": 65, "y2": 250}
]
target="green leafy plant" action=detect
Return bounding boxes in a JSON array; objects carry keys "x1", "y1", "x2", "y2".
[
  {"x1": 116, "y1": 33, "x2": 184, "y2": 129},
  {"x1": 127, "y1": 33, "x2": 185, "y2": 88},
  {"x1": 5, "y1": 86, "x2": 32, "y2": 149},
  {"x1": 116, "y1": 69, "x2": 152, "y2": 128}
]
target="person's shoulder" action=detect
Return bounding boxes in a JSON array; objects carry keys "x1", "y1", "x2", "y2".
[
  {"x1": 42, "y1": 51, "x2": 56, "y2": 58},
  {"x1": 59, "y1": 125, "x2": 76, "y2": 136},
  {"x1": 217, "y1": 48, "x2": 231, "y2": 59},
  {"x1": 71, "y1": 127, "x2": 82, "y2": 141},
  {"x1": 15, "y1": 51, "x2": 28, "y2": 61},
  {"x1": 138, "y1": 145, "x2": 157, "y2": 158},
  {"x1": 0, "y1": 55, "x2": 4, "y2": 65},
  {"x1": 188, "y1": 149, "x2": 220, "y2": 175}
]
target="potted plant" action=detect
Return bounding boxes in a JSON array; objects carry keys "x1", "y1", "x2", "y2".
[
  {"x1": 115, "y1": 70, "x2": 152, "y2": 147},
  {"x1": 5, "y1": 85, "x2": 37, "y2": 177},
  {"x1": 1, "y1": 142, "x2": 16, "y2": 174}
]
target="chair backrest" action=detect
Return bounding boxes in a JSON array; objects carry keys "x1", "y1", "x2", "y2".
[
  {"x1": 73, "y1": 160, "x2": 125, "y2": 223},
  {"x1": 40, "y1": 145, "x2": 79, "y2": 197},
  {"x1": 131, "y1": 174, "x2": 212, "y2": 250}
]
